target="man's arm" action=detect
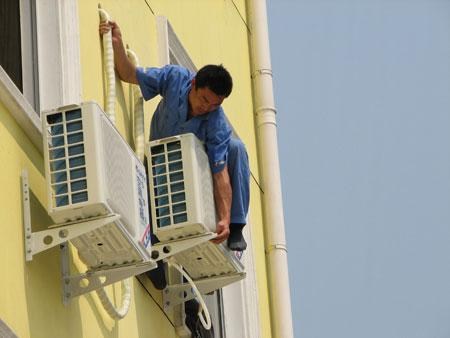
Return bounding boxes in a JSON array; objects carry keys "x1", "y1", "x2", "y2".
[
  {"x1": 211, "y1": 166, "x2": 232, "y2": 244},
  {"x1": 99, "y1": 21, "x2": 138, "y2": 84}
]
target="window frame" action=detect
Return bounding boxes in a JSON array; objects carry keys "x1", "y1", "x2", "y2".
[
  {"x1": 157, "y1": 16, "x2": 231, "y2": 338},
  {"x1": 0, "y1": 0, "x2": 81, "y2": 154},
  {"x1": 156, "y1": 16, "x2": 260, "y2": 338}
]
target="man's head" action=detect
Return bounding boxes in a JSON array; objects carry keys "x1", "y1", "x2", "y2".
[{"x1": 188, "y1": 64, "x2": 233, "y2": 117}]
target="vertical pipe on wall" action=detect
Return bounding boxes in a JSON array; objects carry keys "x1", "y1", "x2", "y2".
[{"x1": 246, "y1": 1, "x2": 294, "y2": 337}]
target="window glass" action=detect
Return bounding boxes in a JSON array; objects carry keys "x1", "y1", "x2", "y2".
[
  {"x1": 0, "y1": 0, "x2": 39, "y2": 110},
  {"x1": 0, "y1": 1, "x2": 23, "y2": 91}
]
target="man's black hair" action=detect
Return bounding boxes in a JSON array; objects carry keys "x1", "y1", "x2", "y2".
[{"x1": 195, "y1": 64, "x2": 233, "y2": 97}]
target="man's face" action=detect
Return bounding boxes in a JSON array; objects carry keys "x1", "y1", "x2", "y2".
[{"x1": 189, "y1": 80, "x2": 225, "y2": 117}]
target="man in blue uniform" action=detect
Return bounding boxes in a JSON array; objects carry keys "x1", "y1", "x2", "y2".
[{"x1": 100, "y1": 21, "x2": 249, "y2": 251}]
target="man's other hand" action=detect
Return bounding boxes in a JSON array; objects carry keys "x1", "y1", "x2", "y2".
[{"x1": 211, "y1": 220, "x2": 230, "y2": 244}]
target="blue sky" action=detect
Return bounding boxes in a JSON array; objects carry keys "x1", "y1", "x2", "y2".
[{"x1": 267, "y1": 1, "x2": 450, "y2": 337}]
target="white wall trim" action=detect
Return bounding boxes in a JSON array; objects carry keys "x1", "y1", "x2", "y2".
[
  {"x1": 0, "y1": 0, "x2": 81, "y2": 154},
  {"x1": 222, "y1": 218, "x2": 262, "y2": 338},
  {"x1": 156, "y1": 15, "x2": 261, "y2": 338},
  {"x1": 0, "y1": 66, "x2": 42, "y2": 153},
  {"x1": 20, "y1": 0, "x2": 40, "y2": 110},
  {"x1": 156, "y1": 16, "x2": 170, "y2": 67},
  {"x1": 35, "y1": 0, "x2": 82, "y2": 112},
  {"x1": 156, "y1": 16, "x2": 197, "y2": 72},
  {"x1": 57, "y1": 0, "x2": 82, "y2": 106},
  {"x1": 155, "y1": 16, "x2": 192, "y2": 336}
]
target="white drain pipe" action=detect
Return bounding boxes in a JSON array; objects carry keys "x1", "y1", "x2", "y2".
[
  {"x1": 126, "y1": 46, "x2": 145, "y2": 163},
  {"x1": 97, "y1": 6, "x2": 131, "y2": 320},
  {"x1": 246, "y1": 1, "x2": 294, "y2": 337},
  {"x1": 98, "y1": 7, "x2": 116, "y2": 124}
]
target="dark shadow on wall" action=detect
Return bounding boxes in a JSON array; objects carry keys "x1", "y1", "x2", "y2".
[{"x1": 134, "y1": 274, "x2": 179, "y2": 338}]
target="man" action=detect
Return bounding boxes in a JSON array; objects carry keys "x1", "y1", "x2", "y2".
[{"x1": 100, "y1": 21, "x2": 249, "y2": 251}]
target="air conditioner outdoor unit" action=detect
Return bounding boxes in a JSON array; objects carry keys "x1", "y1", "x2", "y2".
[
  {"x1": 147, "y1": 133, "x2": 216, "y2": 241},
  {"x1": 147, "y1": 134, "x2": 245, "y2": 280},
  {"x1": 42, "y1": 101, "x2": 153, "y2": 269}
]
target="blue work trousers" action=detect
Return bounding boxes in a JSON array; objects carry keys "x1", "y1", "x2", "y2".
[{"x1": 227, "y1": 138, "x2": 250, "y2": 225}]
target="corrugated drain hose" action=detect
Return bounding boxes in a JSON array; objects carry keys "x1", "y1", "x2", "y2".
[
  {"x1": 126, "y1": 47, "x2": 145, "y2": 163},
  {"x1": 98, "y1": 7, "x2": 116, "y2": 123},
  {"x1": 97, "y1": 6, "x2": 131, "y2": 320}
]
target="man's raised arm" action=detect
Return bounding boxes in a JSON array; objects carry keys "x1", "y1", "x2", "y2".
[{"x1": 99, "y1": 21, "x2": 138, "y2": 84}]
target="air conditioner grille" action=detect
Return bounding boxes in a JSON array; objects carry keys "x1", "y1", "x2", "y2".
[
  {"x1": 150, "y1": 140, "x2": 188, "y2": 228},
  {"x1": 45, "y1": 109, "x2": 88, "y2": 208}
]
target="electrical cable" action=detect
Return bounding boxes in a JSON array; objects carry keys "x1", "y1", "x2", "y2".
[
  {"x1": 168, "y1": 260, "x2": 212, "y2": 330},
  {"x1": 143, "y1": 0, "x2": 155, "y2": 15}
]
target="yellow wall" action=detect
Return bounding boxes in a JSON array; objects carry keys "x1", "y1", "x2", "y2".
[
  {"x1": 0, "y1": 0, "x2": 271, "y2": 337},
  {"x1": 0, "y1": 105, "x2": 177, "y2": 336}
]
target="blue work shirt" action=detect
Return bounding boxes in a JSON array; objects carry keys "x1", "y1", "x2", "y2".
[{"x1": 136, "y1": 65, "x2": 231, "y2": 174}]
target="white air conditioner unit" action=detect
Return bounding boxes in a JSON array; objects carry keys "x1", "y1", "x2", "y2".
[
  {"x1": 147, "y1": 134, "x2": 216, "y2": 242},
  {"x1": 147, "y1": 134, "x2": 245, "y2": 282},
  {"x1": 42, "y1": 102, "x2": 153, "y2": 269}
]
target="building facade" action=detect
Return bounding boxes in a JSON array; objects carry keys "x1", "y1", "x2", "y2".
[{"x1": 0, "y1": 1, "x2": 290, "y2": 337}]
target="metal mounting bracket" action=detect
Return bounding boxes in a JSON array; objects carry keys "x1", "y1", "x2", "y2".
[
  {"x1": 163, "y1": 272, "x2": 246, "y2": 310},
  {"x1": 60, "y1": 242, "x2": 157, "y2": 304},
  {"x1": 150, "y1": 232, "x2": 217, "y2": 262},
  {"x1": 21, "y1": 169, "x2": 120, "y2": 261}
]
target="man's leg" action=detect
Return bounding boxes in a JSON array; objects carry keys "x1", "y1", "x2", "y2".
[{"x1": 227, "y1": 138, "x2": 250, "y2": 251}]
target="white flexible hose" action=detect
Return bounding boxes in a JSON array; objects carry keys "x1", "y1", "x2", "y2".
[
  {"x1": 126, "y1": 47, "x2": 145, "y2": 163},
  {"x1": 97, "y1": 6, "x2": 131, "y2": 320},
  {"x1": 95, "y1": 278, "x2": 132, "y2": 319},
  {"x1": 98, "y1": 8, "x2": 116, "y2": 124},
  {"x1": 169, "y1": 261, "x2": 212, "y2": 330}
]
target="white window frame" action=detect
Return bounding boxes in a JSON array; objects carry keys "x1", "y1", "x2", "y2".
[
  {"x1": 156, "y1": 16, "x2": 261, "y2": 338},
  {"x1": 156, "y1": 16, "x2": 199, "y2": 337},
  {"x1": 221, "y1": 219, "x2": 262, "y2": 338},
  {"x1": 0, "y1": 0, "x2": 81, "y2": 153},
  {"x1": 19, "y1": 0, "x2": 39, "y2": 110}
]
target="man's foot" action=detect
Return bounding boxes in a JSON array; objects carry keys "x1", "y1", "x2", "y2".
[
  {"x1": 227, "y1": 224, "x2": 247, "y2": 251},
  {"x1": 185, "y1": 299, "x2": 215, "y2": 337}
]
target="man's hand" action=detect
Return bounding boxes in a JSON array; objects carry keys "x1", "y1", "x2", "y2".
[
  {"x1": 211, "y1": 220, "x2": 230, "y2": 244},
  {"x1": 98, "y1": 20, "x2": 138, "y2": 84},
  {"x1": 99, "y1": 20, "x2": 122, "y2": 44}
]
